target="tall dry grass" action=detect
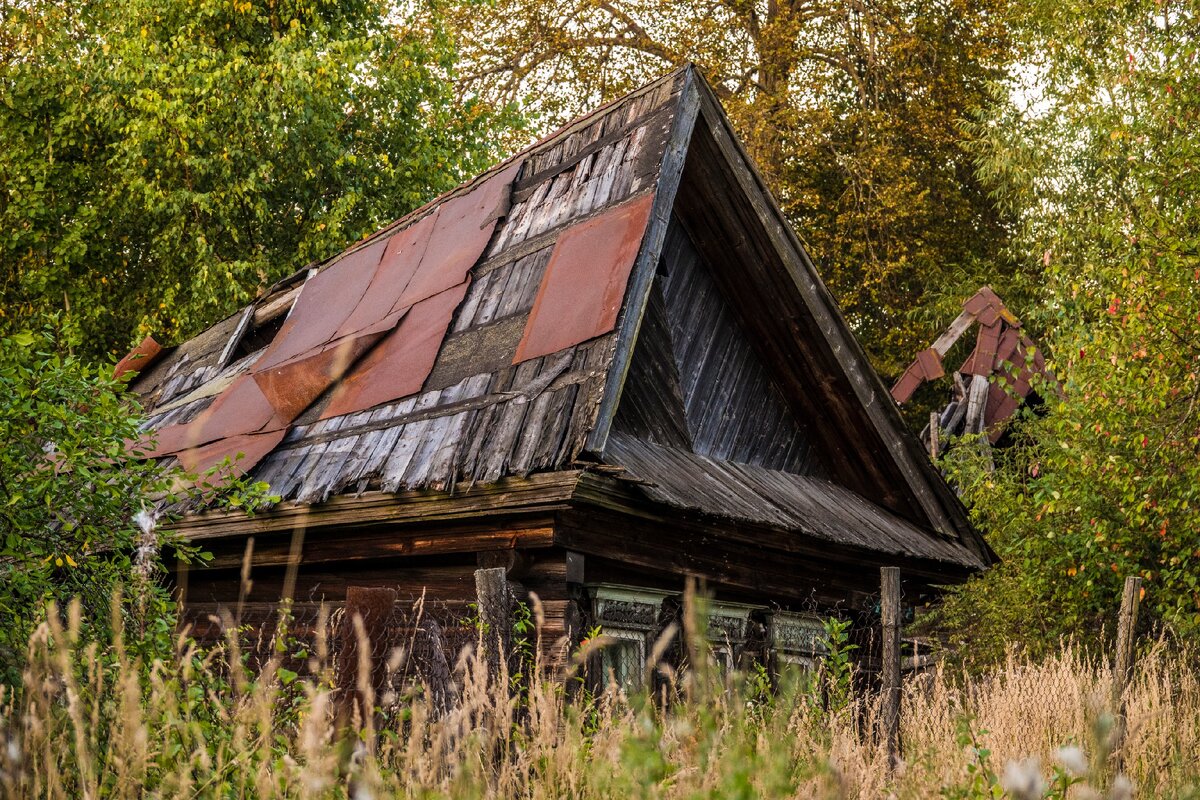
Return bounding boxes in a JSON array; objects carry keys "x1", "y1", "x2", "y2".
[{"x1": 1, "y1": 596, "x2": 1198, "y2": 799}]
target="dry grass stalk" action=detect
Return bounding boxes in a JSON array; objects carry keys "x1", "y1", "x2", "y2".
[{"x1": 1, "y1": 598, "x2": 1197, "y2": 799}]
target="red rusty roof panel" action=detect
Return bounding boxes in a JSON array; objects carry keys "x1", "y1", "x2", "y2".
[
  {"x1": 915, "y1": 347, "x2": 944, "y2": 380},
  {"x1": 961, "y1": 321, "x2": 1003, "y2": 376},
  {"x1": 514, "y1": 193, "x2": 654, "y2": 363},
  {"x1": 256, "y1": 238, "x2": 386, "y2": 370},
  {"x1": 176, "y1": 428, "x2": 288, "y2": 484},
  {"x1": 134, "y1": 153, "x2": 524, "y2": 485},
  {"x1": 252, "y1": 330, "x2": 389, "y2": 424},
  {"x1": 150, "y1": 374, "x2": 277, "y2": 455},
  {"x1": 320, "y1": 281, "x2": 470, "y2": 419},
  {"x1": 333, "y1": 213, "x2": 437, "y2": 340},
  {"x1": 114, "y1": 336, "x2": 164, "y2": 380},
  {"x1": 395, "y1": 161, "x2": 523, "y2": 310}
]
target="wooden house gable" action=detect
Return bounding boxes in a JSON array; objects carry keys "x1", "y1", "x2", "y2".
[
  {"x1": 612, "y1": 221, "x2": 830, "y2": 477},
  {"x1": 588, "y1": 68, "x2": 993, "y2": 568}
]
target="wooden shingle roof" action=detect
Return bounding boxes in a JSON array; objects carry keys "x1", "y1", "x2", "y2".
[{"x1": 129, "y1": 66, "x2": 992, "y2": 573}]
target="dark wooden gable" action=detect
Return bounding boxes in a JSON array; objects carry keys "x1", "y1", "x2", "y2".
[
  {"x1": 592, "y1": 67, "x2": 992, "y2": 566},
  {"x1": 613, "y1": 220, "x2": 829, "y2": 475}
]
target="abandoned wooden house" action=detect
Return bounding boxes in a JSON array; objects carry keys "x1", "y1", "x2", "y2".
[{"x1": 124, "y1": 65, "x2": 994, "y2": 687}]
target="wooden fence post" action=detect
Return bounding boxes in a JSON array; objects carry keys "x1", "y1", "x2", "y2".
[
  {"x1": 1113, "y1": 575, "x2": 1143, "y2": 700},
  {"x1": 474, "y1": 567, "x2": 512, "y2": 686},
  {"x1": 929, "y1": 411, "x2": 940, "y2": 460},
  {"x1": 1111, "y1": 575, "x2": 1142, "y2": 767},
  {"x1": 880, "y1": 566, "x2": 902, "y2": 768}
]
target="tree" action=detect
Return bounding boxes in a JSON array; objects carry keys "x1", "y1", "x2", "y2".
[
  {"x1": 932, "y1": 0, "x2": 1200, "y2": 662},
  {"x1": 0, "y1": 0, "x2": 515, "y2": 360},
  {"x1": 443, "y1": 0, "x2": 1023, "y2": 375}
]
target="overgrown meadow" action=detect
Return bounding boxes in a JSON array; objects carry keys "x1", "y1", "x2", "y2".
[{"x1": 2, "y1": 595, "x2": 1198, "y2": 799}]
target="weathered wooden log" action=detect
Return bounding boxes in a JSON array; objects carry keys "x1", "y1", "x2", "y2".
[
  {"x1": 1112, "y1": 575, "x2": 1142, "y2": 767},
  {"x1": 880, "y1": 567, "x2": 902, "y2": 768},
  {"x1": 474, "y1": 567, "x2": 512, "y2": 686}
]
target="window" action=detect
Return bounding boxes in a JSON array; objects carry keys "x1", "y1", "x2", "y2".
[
  {"x1": 767, "y1": 612, "x2": 828, "y2": 675},
  {"x1": 588, "y1": 585, "x2": 672, "y2": 691},
  {"x1": 598, "y1": 628, "x2": 646, "y2": 689},
  {"x1": 705, "y1": 601, "x2": 761, "y2": 676}
]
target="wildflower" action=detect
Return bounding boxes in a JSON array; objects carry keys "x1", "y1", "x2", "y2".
[
  {"x1": 1056, "y1": 744, "x2": 1088, "y2": 777},
  {"x1": 1001, "y1": 758, "x2": 1046, "y2": 800},
  {"x1": 133, "y1": 507, "x2": 158, "y2": 536}
]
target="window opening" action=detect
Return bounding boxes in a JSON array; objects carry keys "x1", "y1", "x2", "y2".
[
  {"x1": 588, "y1": 584, "x2": 673, "y2": 691},
  {"x1": 767, "y1": 612, "x2": 828, "y2": 674}
]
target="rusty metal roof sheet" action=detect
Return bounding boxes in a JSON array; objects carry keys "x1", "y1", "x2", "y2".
[
  {"x1": 514, "y1": 193, "x2": 655, "y2": 363},
  {"x1": 114, "y1": 336, "x2": 164, "y2": 380},
  {"x1": 319, "y1": 281, "x2": 470, "y2": 420},
  {"x1": 332, "y1": 214, "x2": 436, "y2": 340},
  {"x1": 256, "y1": 238, "x2": 386, "y2": 371},
  {"x1": 176, "y1": 428, "x2": 289, "y2": 483},
  {"x1": 252, "y1": 331, "x2": 388, "y2": 423},
  {"x1": 133, "y1": 68, "x2": 694, "y2": 510},
  {"x1": 150, "y1": 374, "x2": 278, "y2": 455},
  {"x1": 394, "y1": 161, "x2": 522, "y2": 310}
]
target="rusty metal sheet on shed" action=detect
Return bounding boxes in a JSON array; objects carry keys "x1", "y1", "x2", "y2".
[
  {"x1": 394, "y1": 160, "x2": 524, "y2": 310},
  {"x1": 255, "y1": 238, "x2": 386, "y2": 371},
  {"x1": 319, "y1": 281, "x2": 471, "y2": 419},
  {"x1": 176, "y1": 428, "x2": 289, "y2": 484},
  {"x1": 114, "y1": 336, "x2": 164, "y2": 380},
  {"x1": 332, "y1": 213, "x2": 437, "y2": 340},
  {"x1": 150, "y1": 374, "x2": 278, "y2": 455},
  {"x1": 252, "y1": 330, "x2": 389, "y2": 423},
  {"x1": 514, "y1": 193, "x2": 654, "y2": 363}
]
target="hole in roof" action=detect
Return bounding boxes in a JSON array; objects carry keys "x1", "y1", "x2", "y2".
[{"x1": 233, "y1": 313, "x2": 286, "y2": 360}]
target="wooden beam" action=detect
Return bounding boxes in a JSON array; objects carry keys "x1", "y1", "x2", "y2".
[
  {"x1": 172, "y1": 471, "x2": 582, "y2": 539},
  {"x1": 200, "y1": 523, "x2": 556, "y2": 570},
  {"x1": 880, "y1": 567, "x2": 902, "y2": 768}
]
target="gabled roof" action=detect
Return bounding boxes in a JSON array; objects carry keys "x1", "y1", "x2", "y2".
[{"x1": 129, "y1": 66, "x2": 992, "y2": 573}]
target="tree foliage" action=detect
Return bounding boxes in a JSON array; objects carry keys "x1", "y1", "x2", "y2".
[
  {"x1": 0, "y1": 0, "x2": 514, "y2": 360},
  {"x1": 444, "y1": 0, "x2": 1024, "y2": 375},
  {"x1": 932, "y1": 0, "x2": 1200, "y2": 661}
]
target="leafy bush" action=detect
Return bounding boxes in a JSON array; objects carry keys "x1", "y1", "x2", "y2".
[
  {"x1": 0, "y1": 322, "x2": 273, "y2": 684},
  {"x1": 930, "y1": 0, "x2": 1200, "y2": 659},
  {"x1": 0, "y1": 324, "x2": 177, "y2": 682}
]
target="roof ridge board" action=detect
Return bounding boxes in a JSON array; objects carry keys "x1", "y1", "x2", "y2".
[
  {"x1": 684, "y1": 76, "x2": 993, "y2": 566},
  {"x1": 584, "y1": 65, "x2": 703, "y2": 456}
]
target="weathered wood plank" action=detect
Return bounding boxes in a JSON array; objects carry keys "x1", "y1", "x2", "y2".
[{"x1": 174, "y1": 471, "x2": 583, "y2": 539}]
